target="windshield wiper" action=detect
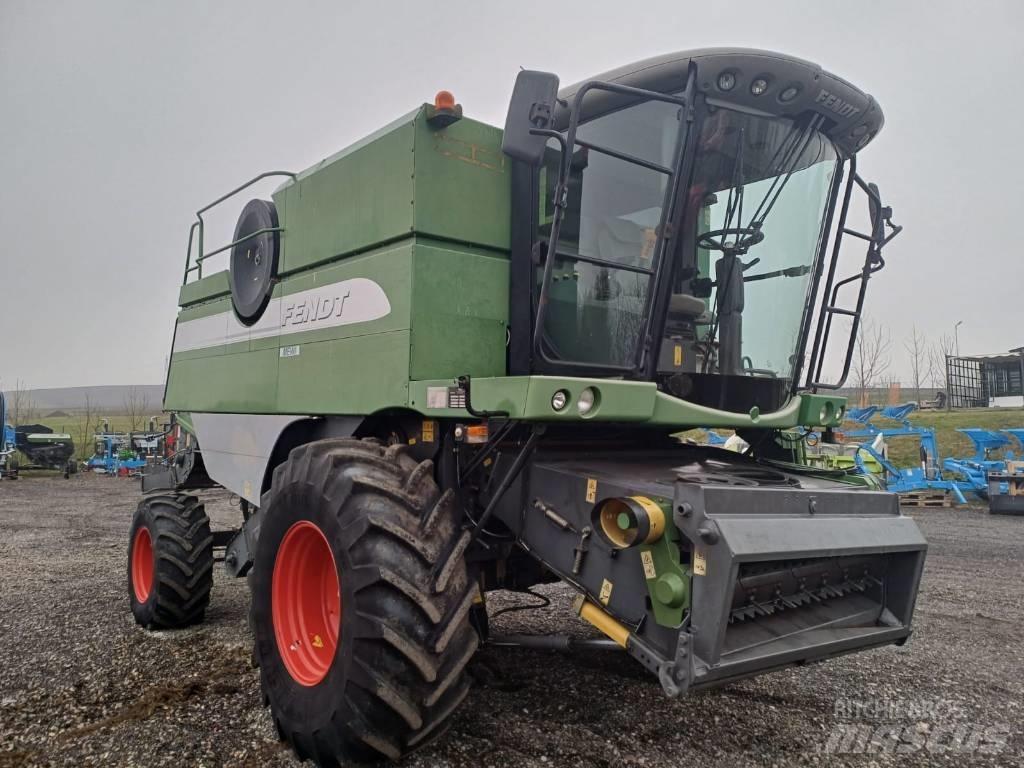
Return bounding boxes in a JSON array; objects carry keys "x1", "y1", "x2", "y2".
[{"x1": 697, "y1": 114, "x2": 826, "y2": 375}]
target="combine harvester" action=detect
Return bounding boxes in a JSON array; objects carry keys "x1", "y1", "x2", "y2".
[{"x1": 127, "y1": 49, "x2": 926, "y2": 765}]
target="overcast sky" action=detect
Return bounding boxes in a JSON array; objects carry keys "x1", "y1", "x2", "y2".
[{"x1": 2, "y1": 0, "x2": 1021, "y2": 389}]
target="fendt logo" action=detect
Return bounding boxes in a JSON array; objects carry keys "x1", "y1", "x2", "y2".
[
  {"x1": 815, "y1": 89, "x2": 861, "y2": 119},
  {"x1": 281, "y1": 291, "x2": 351, "y2": 327}
]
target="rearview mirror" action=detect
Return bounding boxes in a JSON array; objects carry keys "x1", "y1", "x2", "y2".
[
  {"x1": 502, "y1": 70, "x2": 560, "y2": 166},
  {"x1": 867, "y1": 182, "x2": 886, "y2": 241}
]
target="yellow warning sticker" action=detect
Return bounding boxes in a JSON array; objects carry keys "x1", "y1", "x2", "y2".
[
  {"x1": 599, "y1": 578, "x2": 613, "y2": 605},
  {"x1": 641, "y1": 550, "x2": 657, "y2": 580},
  {"x1": 422, "y1": 420, "x2": 435, "y2": 443},
  {"x1": 673, "y1": 344, "x2": 683, "y2": 367},
  {"x1": 586, "y1": 478, "x2": 597, "y2": 503},
  {"x1": 693, "y1": 550, "x2": 707, "y2": 576},
  {"x1": 311, "y1": 634, "x2": 324, "y2": 648}
]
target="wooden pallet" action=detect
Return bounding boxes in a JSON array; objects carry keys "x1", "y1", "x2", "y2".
[{"x1": 899, "y1": 491, "x2": 952, "y2": 508}]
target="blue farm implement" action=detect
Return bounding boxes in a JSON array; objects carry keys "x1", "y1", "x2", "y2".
[
  {"x1": 841, "y1": 404, "x2": 968, "y2": 503},
  {"x1": 942, "y1": 429, "x2": 1015, "y2": 498},
  {"x1": 87, "y1": 418, "x2": 173, "y2": 476},
  {"x1": 0, "y1": 393, "x2": 17, "y2": 479},
  {"x1": 87, "y1": 432, "x2": 148, "y2": 476}
]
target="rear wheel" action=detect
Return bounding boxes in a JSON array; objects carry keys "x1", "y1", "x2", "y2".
[
  {"x1": 128, "y1": 494, "x2": 214, "y2": 628},
  {"x1": 250, "y1": 438, "x2": 478, "y2": 765}
]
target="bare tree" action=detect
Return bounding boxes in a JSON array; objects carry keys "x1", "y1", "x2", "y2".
[
  {"x1": 7, "y1": 380, "x2": 38, "y2": 425},
  {"x1": 77, "y1": 393, "x2": 96, "y2": 461},
  {"x1": 904, "y1": 325, "x2": 927, "y2": 405},
  {"x1": 851, "y1": 319, "x2": 892, "y2": 407},
  {"x1": 927, "y1": 333, "x2": 956, "y2": 392},
  {"x1": 123, "y1": 386, "x2": 151, "y2": 432}
]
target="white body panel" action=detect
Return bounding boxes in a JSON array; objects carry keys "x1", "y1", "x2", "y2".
[
  {"x1": 189, "y1": 413, "x2": 307, "y2": 505},
  {"x1": 173, "y1": 277, "x2": 391, "y2": 354}
]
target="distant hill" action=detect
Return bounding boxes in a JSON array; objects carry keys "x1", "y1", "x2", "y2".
[{"x1": 3, "y1": 385, "x2": 164, "y2": 411}]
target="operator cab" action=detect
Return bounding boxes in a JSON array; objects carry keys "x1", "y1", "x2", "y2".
[{"x1": 504, "y1": 49, "x2": 896, "y2": 416}]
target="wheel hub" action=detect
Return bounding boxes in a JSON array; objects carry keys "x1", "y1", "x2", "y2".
[
  {"x1": 131, "y1": 526, "x2": 154, "y2": 602},
  {"x1": 271, "y1": 520, "x2": 342, "y2": 686}
]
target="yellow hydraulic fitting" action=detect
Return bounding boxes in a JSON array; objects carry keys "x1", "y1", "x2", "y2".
[{"x1": 573, "y1": 594, "x2": 630, "y2": 648}]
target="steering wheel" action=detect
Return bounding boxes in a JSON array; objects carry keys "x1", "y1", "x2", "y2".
[{"x1": 698, "y1": 227, "x2": 765, "y2": 254}]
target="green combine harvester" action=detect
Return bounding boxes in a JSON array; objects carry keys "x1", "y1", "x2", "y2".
[{"x1": 129, "y1": 48, "x2": 926, "y2": 765}]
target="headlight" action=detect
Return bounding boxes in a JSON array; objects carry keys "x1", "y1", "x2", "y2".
[
  {"x1": 750, "y1": 78, "x2": 769, "y2": 96},
  {"x1": 551, "y1": 390, "x2": 569, "y2": 412},
  {"x1": 717, "y1": 72, "x2": 736, "y2": 91},
  {"x1": 577, "y1": 388, "x2": 597, "y2": 415},
  {"x1": 819, "y1": 403, "x2": 834, "y2": 424}
]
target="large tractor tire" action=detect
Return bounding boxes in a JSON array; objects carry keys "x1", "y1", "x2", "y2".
[
  {"x1": 128, "y1": 494, "x2": 214, "y2": 629},
  {"x1": 250, "y1": 438, "x2": 478, "y2": 765}
]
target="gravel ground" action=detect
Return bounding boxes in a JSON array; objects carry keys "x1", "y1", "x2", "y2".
[{"x1": 1, "y1": 474, "x2": 1022, "y2": 767}]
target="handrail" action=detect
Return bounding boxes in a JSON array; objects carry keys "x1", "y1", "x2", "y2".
[
  {"x1": 183, "y1": 170, "x2": 297, "y2": 283},
  {"x1": 197, "y1": 227, "x2": 283, "y2": 263}
]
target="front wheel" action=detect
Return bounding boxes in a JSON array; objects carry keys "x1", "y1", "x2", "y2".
[{"x1": 250, "y1": 438, "x2": 478, "y2": 765}]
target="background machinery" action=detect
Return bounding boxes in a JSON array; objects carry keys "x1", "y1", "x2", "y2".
[
  {"x1": 11, "y1": 424, "x2": 76, "y2": 474},
  {"x1": 987, "y1": 428, "x2": 1024, "y2": 514},
  {"x1": 128, "y1": 49, "x2": 925, "y2": 765},
  {"x1": 0, "y1": 393, "x2": 17, "y2": 479},
  {"x1": 841, "y1": 404, "x2": 969, "y2": 502},
  {"x1": 86, "y1": 420, "x2": 151, "y2": 475},
  {"x1": 0, "y1": 395, "x2": 76, "y2": 475}
]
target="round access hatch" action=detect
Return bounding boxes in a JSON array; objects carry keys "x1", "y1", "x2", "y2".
[{"x1": 229, "y1": 198, "x2": 280, "y2": 325}]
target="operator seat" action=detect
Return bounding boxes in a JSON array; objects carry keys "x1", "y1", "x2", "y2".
[{"x1": 668, "y1": 293, "x2": 711, "y2": 325}]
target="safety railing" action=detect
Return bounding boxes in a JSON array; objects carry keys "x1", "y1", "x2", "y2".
[{"x1": 182, "y1": 171, "x2": 297, "y2": 283}]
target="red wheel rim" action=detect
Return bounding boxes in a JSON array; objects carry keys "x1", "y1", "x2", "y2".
[
  {"x1": 131, "y1": 527, "x2": 155, "y2": 602},
  {"x1": 272, "y1": 520, "x2": 342, "y2": 686}
]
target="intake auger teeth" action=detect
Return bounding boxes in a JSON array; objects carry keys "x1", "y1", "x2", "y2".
[{"x1": 729, "y1": 576, "x2": 884, "y2": 623}]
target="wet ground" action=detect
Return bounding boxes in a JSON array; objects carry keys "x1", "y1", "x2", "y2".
[{"x1": 1, "y1": 474, "x2": 1022, "y2": 766}]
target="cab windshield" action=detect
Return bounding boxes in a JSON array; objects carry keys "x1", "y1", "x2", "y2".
[{"x1": 537, "y1": 99, "x2": 838, "y2": 397}]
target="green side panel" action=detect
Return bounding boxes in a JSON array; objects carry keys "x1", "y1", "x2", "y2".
[
  {"x1": 169, "y1": 237, "x2": 512, "y2": 416},
  {"x1": 165, "y1": 347, "x2": 280, "y2": 412},
  {"x1": 175, "y1": 412, "x2": 195, "y2": 434},
  {"x1": 409, "y1": 242, "x2": 509, "y2": 380},
  {"x1": 412, "y1": 115, "x2": 510, "y2": 251},
  {"x1": 640, "y1": 524, "x2": 690, "y2": 628},
  {"x1": 276, "y1": 243, "x2": 414, "y2": 340},
  {"x1": 166, "y1": 242, "x2": 415, "y2": 414},
  {"x1": 274, "y1": 111, "x2": 418, "y2": 274},
  {"x1": 409, "y1": 376, "x2": 848, "y2": 430},
  {"x1": 179, "y1": 271, "x2": 230, "y2": 307},
  {"x1": 268, "y1": 106, "x2": 509, "y2": 278},
  {"x1": 177, "y1": 293, "x2": 233, "y2": 323},
  {"x1": 276, "y1": 331, "x2": 411, "y2": 414}
]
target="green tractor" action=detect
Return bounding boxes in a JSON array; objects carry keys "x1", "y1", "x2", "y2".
[{"x1": 130, "y1": 48, "x2": 925, "y2": 765}]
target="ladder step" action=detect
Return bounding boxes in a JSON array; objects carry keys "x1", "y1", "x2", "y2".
[{"x1": 825, "y1": 306, "x2": 858, "y2": 317}]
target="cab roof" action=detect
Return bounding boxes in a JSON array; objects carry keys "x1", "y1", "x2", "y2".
[{"x1": 557, "y1": 48, "x2": 883, "y2": 156}]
